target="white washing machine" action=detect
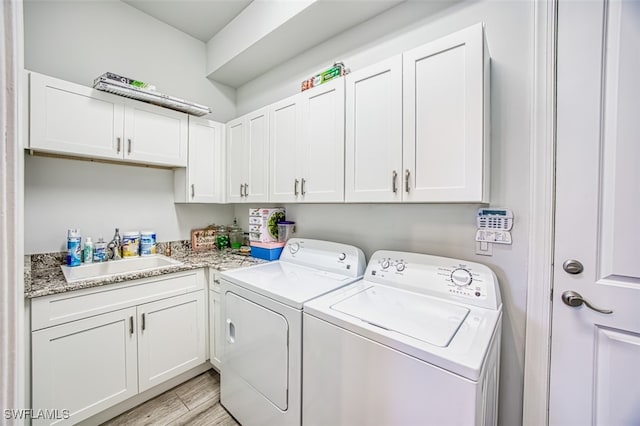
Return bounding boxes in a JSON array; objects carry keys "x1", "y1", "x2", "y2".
[
  {"x1": 303, "y1": 250, "x2": 502, "y2": 426},
  {"x1": 220, "y1": 238, "x2": 366, "y2": 426}
]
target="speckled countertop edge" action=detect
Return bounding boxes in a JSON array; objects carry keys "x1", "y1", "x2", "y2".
[{"x1": 25, "y1": 240, "x2": 265, "y2": 299}]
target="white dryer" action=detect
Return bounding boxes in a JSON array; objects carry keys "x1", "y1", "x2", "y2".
[
  {"x1": 303, "y1": 250, "x2": 502, "y2": 426},
  {"x1": 220, "y1": 238, "x2": 366, "y2": 426}
]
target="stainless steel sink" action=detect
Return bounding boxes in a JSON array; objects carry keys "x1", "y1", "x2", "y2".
[{"x1": 60, "y1": 255, "x2": 183, "y2": 283}]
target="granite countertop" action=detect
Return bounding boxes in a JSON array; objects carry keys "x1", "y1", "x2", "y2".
[{"x1": 25, "y1": 241, "x2": 266, "y2": 299}]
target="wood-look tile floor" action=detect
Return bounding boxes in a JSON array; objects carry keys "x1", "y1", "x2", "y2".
[{"x1": 101, "y1": 370, "x2": 239, "y2": 426}]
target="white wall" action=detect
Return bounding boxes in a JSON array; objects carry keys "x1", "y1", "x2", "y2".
[
  {"x1": 23, "y1": 0, "x2": 236, "y2": 123},
  {"x1": 25, "y1": 156, "x2": 233, "y2": 253},
  {"x1": 22, "y1": 1, "x2": 236, "y2": 253},
  {"x1": 234, "y1": 2, "x2": 532, "y2": 425}
]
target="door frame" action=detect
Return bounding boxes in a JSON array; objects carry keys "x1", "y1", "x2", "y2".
[
  {"x1": 1, "y1": 0, "x2": 26, "y2": 416},
  {"x1": 522, "y1": 0, "x2": 557, "y2": 425}
]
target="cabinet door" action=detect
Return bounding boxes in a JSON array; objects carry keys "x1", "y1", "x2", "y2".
[
  {"x1": 300, "y1": 78, "x2": 346, "y2": 202},
  {"x1": 345, "y1": 56, "x2": 403, "y2": 202},
  {"x1": 269, "y1": 94, "x2": 302, "y2": 202},
  {"x1": 209, "y1": 289, "x2": 223, "y2": 370},
  {"x1": 123, "y1": 100, "x2": 188, "y2": 167},
  {"x1": 245, "y1": 108, "x2": 270, "y2": 202},
  {"x1": 187, "y1": 118, "x2": 225, "y2": 203},
  {"x1": 32, "y1": 307, "x2": 138, "y2": 426},
  {"x1": 403, "y1": 23, "x2": 488, "y2": 202},
  {"x1": 29, "y1": 72, "x2": 124, "y2": 161},
  {"x1": 137, "y1": 291, "x2": 206, "y2": 392},
  {"x1": 226, "y1": 117, "x2": 247, "y2": 203}
]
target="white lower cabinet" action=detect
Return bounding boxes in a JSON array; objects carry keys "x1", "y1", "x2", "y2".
[
  {"x1": 32, "y1": 308, "x2": 138, "y2": 425},
  {"x1": 30, "y1": 270, "x2": 207, "y2": 426},
  {"x1": 137, "y1": 292, "x2": 206, "y2": 392},
  {"x1": 209, "y1": 270, "x2": 223, "y2": 370}
]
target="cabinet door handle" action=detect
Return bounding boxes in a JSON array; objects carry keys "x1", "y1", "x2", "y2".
[
  {"x1": 244, "y1": 183, "x2": 248, "y2": 197},
  {"x1": 294, "y1": 179, "x2": 299, "y2": 196},
  {"x1": 129, "y1": 316, "x2": 134, "y2": 335},
  {"x1": 404, "y1": 169, "x2": 410, "y2": 193},
  {"x1": 127, "y1": 138, "x2": 132, "y2": 154},
  {"x1": 301, "y1": 178, "x2": 306, "y2": 196},
  {"x1": 116, "y1": 137, "x2": 121, "y2": 153},
  {"x1": 191, "y1": 184, "x2": 195, "y2": 198},
  {"x1": 392, "y1": 170, "x2": 398, "y2": 193},
  {"x1": 141, "y1": 313, "x2": 146, "y2": 331},
  {"x1": 239, "y1": 184, "x2": 244, "y2": 197}
]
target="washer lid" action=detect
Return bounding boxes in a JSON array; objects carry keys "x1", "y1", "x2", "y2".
[{"x1": 331, "y1": 285, "x2": 469, "y2": 347}]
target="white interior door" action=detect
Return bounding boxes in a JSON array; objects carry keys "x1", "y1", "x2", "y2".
[{"x1": 549, "y1": 1, "x2": 640, "y2": 424}]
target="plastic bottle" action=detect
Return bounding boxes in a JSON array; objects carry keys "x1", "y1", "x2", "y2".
[
  {"x1": 112, "y1": 228, "x2": 122, "y2": 257},
  {"x1": 94, "y1": 236, "x2": 107, "y2": 263},
  {"x1": 83, "y1": 237, "x2": 94, "y2": 264},
  {"x1": 67, "y1": 229, "x2": 82, "y2": 267}
]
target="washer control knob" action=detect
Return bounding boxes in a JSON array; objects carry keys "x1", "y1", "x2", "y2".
[
  {"x1": 451, "y1": 268, "x2": 473, "y2": 286},
  {"x1": 381, "y1": 259, "x2": 390, "y2": 269},
  {"x1": 338, "y1": 252, "x2": 346, "y2": 261},
  {"x1": 289, "y1": 242, "x2": 300, "y2": 254},
  {"x1": 395, "y1": 262, "x2": 406, "y2": 272}
]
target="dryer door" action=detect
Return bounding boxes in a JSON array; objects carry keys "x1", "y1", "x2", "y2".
[{"x1": 225, "y1": 291, "x2": 289, "y2": 410}]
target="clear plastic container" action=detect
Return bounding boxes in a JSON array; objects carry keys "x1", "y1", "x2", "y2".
[
  {"x1": 216, "y1": 225, "x2": 230, "y2": 249},
  {"x1": 277, "y1": 221, "x2": 296, "y2": 242}
]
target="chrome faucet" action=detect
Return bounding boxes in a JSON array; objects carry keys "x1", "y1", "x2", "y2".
[{"x1": 108, "y1": 228, "x2": 122, "y2": 260}]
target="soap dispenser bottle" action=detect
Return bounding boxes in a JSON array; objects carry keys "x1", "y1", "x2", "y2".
[
  {"x1": 112, "y1": 228, "x2": 122, "y2": 258},
  {"x1": 83, "y1": 237, "x2": 94, "y2": 264}
]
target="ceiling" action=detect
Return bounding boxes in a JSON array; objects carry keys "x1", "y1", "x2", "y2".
[
  {"x1": 121, "y1": 0, "x2": 406, "y2": 87},
  {"x1": 122, "y1": 0, "x2": 252, "y2": 42}
]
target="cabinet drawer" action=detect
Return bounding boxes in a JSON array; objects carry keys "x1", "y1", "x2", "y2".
[{"x1": 32, "y1": 269, "x2": 205, "y2": 331}]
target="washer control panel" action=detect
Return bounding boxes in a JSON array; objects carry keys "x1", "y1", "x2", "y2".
[{"x1": 366, "y1": 250, "x2": 501, "y2": 310}]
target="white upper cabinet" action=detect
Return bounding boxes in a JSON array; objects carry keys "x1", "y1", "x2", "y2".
[
  {"x1": 175, "y1": 117, "x2": 225, "y2": 203},
  {"x1": 29, "y1": 72, "x2": 188, "y2": 167},
  {"x1": 123, "y1": 100, "x2": 188, "y2": 167},
  {"x1": 345, "y1": 56, "x2": 403, "y2": 203},
  {"x1": 29, "y1": 72, "x2": 124, "y2": 161},
  {"x1": 226, "y1": 116, "x2": 246, "y2": 203},
  {"x1": 269, "y1": 79, "x2": 346, "y2": 203},
  {"x1": 403, "y1": 23, "x2": 490, "y2": 203},
  {"x1": 226, "y1": 108, "x2": 269, "y2": 203},
  {"x1": 269, "y1": 94, "x2": 302, "y2": 203},
  {"x1": 299, "y1": 78, "x2": 346, "y2": 202}
]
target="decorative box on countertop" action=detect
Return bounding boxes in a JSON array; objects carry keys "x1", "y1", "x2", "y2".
[{"x1": 250, "y1": 241, "x2": 286, "y2": 261}]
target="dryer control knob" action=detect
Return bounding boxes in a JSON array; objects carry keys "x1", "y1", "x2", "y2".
[
  {"x1": 395, "y1": 262, "x2": 406, "y2": 272},
  {"x1": 451, "y1": 268, "x2": 473, "y2": 286},
  {"x1": 338, "y1": 252, "x2": 346, "y2": 261},
  {"x1": 381, "y1": 259, "x2": 390, "y2": 269},
  {"x1": 289, "y1": 242, "x2": 300, "y2": 254}
]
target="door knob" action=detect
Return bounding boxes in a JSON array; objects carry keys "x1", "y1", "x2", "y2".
[
  {"x1": 561, "y1": 290, "x2": 613, "y2": 314},
  {"x1": 563, "y1": 259, "x2": 584, "y2": 274}
]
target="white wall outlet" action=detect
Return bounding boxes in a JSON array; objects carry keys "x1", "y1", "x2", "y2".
[{"x1": 476, "y1": 240, "x2": 493, "y2": 256}]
